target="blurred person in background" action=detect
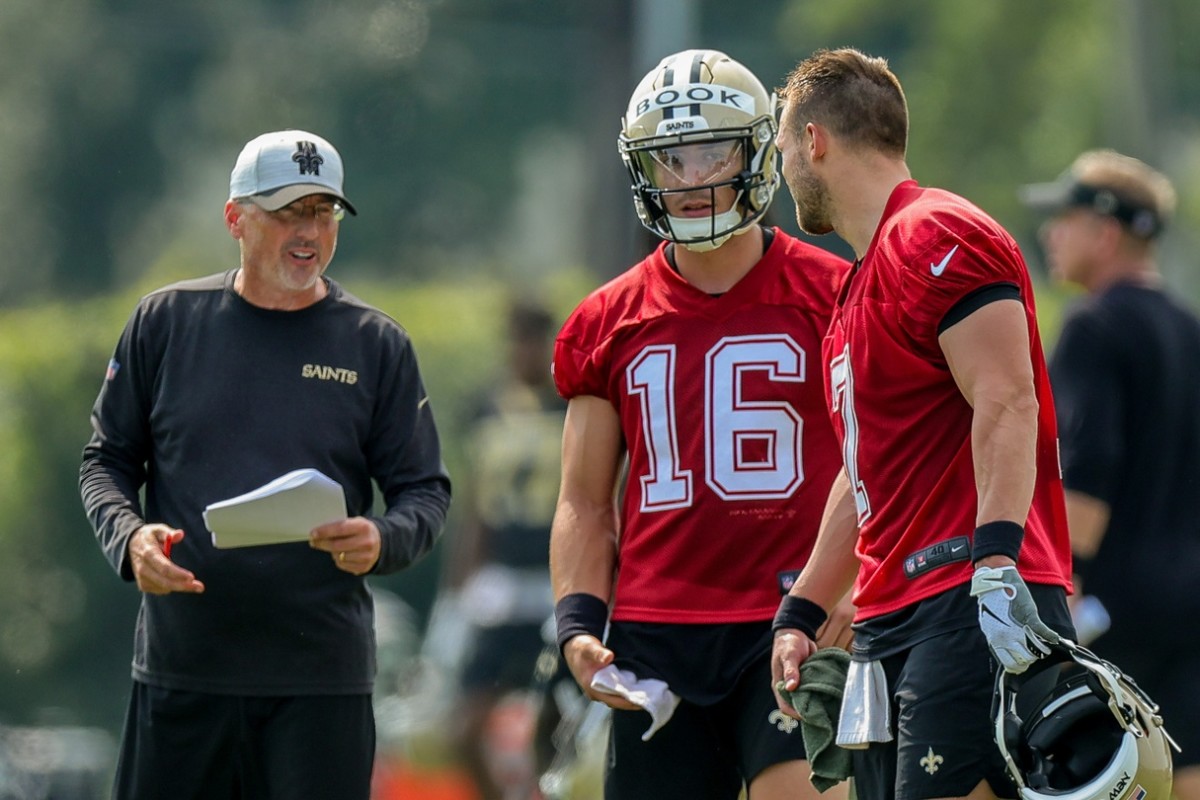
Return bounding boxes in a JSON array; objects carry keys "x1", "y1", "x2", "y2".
[
  {"x1": 79, "y1": 129, "x2": 451, "y2": 800},
  {"x1": 550, "y1": 49, "x2": 852, "y2": 800},
  {"x1": 770, "y1": 48, "x2": 1076, "y2": 800},
  {"x1": 1022, "y1": 148, "x2": 1200, "y2": 800},
  {"x1": 439, "y1": 298, "x2": 567, "y2": 800}
]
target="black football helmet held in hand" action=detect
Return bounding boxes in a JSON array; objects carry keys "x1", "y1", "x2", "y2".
[{"x1": 994, "y1": 638, "x2": 1177, "y2": 799}]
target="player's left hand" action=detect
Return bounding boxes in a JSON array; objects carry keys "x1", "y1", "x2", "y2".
[
  {"x1": 970, "y1": 565, "x2": 1060, "y2": 673},
  {"x1": 310, "y1": 516, "x2": 381, "y2": 575}
]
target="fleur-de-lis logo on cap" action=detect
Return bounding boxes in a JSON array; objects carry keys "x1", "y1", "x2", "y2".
[
  {"x1": 920, "y1": 747, "x2": 944, "y2": 775},
  {"x1": 293, "y1": 141, "x2": 324, "y2": 176}
]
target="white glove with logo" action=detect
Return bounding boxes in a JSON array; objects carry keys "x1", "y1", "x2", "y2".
[{"x1": 969, "y1": 565, "x2": 1060, "y2": 674}]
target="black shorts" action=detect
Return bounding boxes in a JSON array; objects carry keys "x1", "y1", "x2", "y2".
[
  {"x1": 851, "y1": 625, "x2": 1017, "y2": 800},
  {"x1": 851, "y1": 585, "x2": 1074, "y2": 800},
  {"x1": 603, "y1": 649, "x2": 807, "y2": 800},
  {"x1": 112, "y1": 682, "x2": 374, "y2": 800}
]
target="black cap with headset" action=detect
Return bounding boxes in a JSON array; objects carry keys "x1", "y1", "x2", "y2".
[{"x1": 1019, "y1": 171, "x2": 1165, "y2": 240}]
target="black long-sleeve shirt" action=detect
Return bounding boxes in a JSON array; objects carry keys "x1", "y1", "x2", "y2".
[
  {"x1": 1050, "y1": 280, "x2": 1200, "y2": 652},
  {"x1": 80, "y1": 270, "x2": 451, "y2": 694}
]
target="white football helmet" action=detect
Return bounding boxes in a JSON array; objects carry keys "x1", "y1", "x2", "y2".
[
  {"x1": 994, "y1": 639, "x2": 1178, "y2": 799},
  {"x1": 619, "y1": 49, "x2": 779, "y2": 252}
]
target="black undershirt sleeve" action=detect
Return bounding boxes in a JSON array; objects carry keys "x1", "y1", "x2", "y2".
[{"x1": 937, "y1": 282, "x2": 1021, "y2": 335}]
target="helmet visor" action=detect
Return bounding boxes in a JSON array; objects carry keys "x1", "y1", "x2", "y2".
[{"x1": 643, "y1": 140, "x2": 745, "y2": 189}]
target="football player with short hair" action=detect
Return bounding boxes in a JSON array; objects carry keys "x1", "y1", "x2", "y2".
[
  {"x1": 550, "y1": 50, "x2": 852, "y2": 800},
  {"x1": 770, "y1": 48, "x2": 1077, "y2": 800}
]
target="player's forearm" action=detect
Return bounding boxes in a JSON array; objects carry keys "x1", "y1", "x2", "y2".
[
  {"x1": 789, "y1": 470, "x2": 859, "y2": 609},
  {"x1": 971, "y1": 385, "x2": 1038, "y2": 530},
  {"x1": 551, "y1": 395, "x2": 624, "y2": 602},
  {"x1": 940, "y1": 299, "x2": 1038, "y2": 533},
  {"x1": 549, "y1": 498, "x2": 618, "y2": 602}
]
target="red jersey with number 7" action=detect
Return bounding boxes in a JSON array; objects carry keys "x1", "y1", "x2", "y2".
[
  {"x1": 554, "y1": 229, "x2": 850, "y2": 623},
  {"x1": 823, "y1": 180, "x2": 1073, "y2": 622}
]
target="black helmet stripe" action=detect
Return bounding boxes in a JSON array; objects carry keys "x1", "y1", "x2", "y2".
[{"x1": 659, "y1": 51, "x2": 704, "y2": 120}]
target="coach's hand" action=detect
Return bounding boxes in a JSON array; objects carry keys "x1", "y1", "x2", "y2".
[
  {"x1": 970, "y1": 564, "x2": 1060, "y2": 673},
  {"x1": 129, "y1": 524, "x2": 204, "y2": 595},
  {"x1": 310, "y1": 516, "x2": 381, "y2": 575}
]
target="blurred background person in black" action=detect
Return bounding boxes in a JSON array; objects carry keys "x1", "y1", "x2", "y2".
[
  {"x1": 1023, "y1": 148, "x2": 1200, "y2": 800},
  {"x1": 439, "y1": 299, "x2": 566, "y2": 800}
]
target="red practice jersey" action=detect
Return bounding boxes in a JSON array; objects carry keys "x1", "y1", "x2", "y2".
[
  {"x1": 825, "y1": 181, "x2": 1073, "y2": 621},
  {"x1": 554, "y1": 230, "x2": 850, "y2": 624}
]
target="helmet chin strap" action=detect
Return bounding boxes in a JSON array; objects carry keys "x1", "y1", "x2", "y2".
[{"x1": 669, "y1": 208, "x2": 746, "y2": 253}]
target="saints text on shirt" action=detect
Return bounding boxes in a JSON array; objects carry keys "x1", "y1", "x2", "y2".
[{"x1": 302, "y1": 364, "x2": 358, "y2": 384}]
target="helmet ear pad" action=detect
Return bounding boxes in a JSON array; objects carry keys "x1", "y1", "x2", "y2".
[
  {"x1": 1010, "y1": 662, "x2": 1125, "y2": 791},
  {"x1": 1002, "y1": 710, "x2": 1023, "y2": 754},
  {"x1": 996, "y1": 641, "x2": 1176, "y2": 800}
]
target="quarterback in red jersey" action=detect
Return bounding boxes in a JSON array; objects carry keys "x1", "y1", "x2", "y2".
[
  {"x1": 770, "y1": 49, "x2": 1075, "y2": 800},
  {"x1": 551, "y1": 50, "x2": 850, "y2": 800}
]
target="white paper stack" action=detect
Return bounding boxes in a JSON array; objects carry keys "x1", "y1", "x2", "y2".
[{"x1": 203, "y1": 468, "x2": 347, "y2": 549}]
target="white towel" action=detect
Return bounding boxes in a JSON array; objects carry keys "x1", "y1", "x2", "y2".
[
  {"x1": 835, "y1": 659, "x2": 893, "y2": 749},
  {"x1": 590, "y1": 665, "x2": 681, "y2": 741}
]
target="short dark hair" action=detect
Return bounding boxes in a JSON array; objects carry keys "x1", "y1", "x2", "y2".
[{"x1": 778, "y1": 48, "x2": 908, "y2": 157}]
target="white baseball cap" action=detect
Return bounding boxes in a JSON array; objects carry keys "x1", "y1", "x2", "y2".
[{"x1": 229, "y1": 129, "x2": 357, "y2": 215}]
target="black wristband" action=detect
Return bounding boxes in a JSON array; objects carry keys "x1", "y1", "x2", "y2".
[
  {"x1": 772, "y1": 594, "x2": 828, "y2": 640},
  {"x1": 972, "y1": 520, "x2": 1024, "y2": 563},
  {"x1": 555, "y1": 593, "x2": 608, "y2": 652}
]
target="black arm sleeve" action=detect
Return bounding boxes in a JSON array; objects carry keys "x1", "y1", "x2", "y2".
[
  {"x1": 79, "y1": 307, "x2": 153, "y2": 582},
  {"x1": 364, "y1": 334, "x2": 451, "y2": 574}
]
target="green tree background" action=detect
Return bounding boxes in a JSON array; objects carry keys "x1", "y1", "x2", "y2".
[{"x1": 1, "y1": 0, "x2": 1198, "y2": 745}]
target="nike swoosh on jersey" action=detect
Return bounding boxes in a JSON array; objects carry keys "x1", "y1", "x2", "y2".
[{"x1": 930, "y1": 244, "x2": 960, "y2": 277}]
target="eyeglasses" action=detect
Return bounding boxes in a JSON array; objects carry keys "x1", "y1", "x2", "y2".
[{"x1": 243, "y1": 198, "x2": 345, "y2": 224}]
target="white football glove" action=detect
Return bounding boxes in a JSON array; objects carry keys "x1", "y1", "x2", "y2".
[{"x1": 970, "y1": 565, "x2": 1060, "y2": 674}]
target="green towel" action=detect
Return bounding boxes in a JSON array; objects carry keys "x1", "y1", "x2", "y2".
[{"x1": 776, "y1": 647, "x2": 853, "y2": 793}]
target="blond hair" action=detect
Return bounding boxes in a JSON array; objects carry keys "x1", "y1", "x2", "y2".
[{"x1": 1072, "y1": 149, "x2": 1177, "y2": 225}]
